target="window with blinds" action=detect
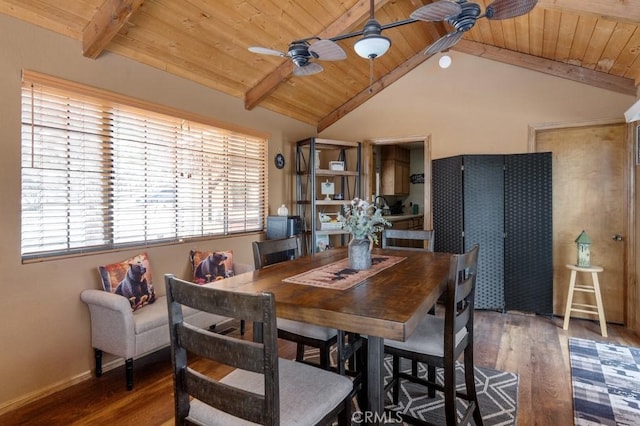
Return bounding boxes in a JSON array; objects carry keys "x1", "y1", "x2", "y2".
[{"x1": 21, "y1": 72, "x2": 266, "y2": 259}]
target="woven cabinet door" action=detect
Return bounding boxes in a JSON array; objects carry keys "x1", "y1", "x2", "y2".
[{"x1": 504, "y1": 153, "x2": 553, "y2": 314}]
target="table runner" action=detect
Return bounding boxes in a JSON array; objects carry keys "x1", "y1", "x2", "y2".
[{"x1": 283, "y1": 255, "x2": 406, "y2": 290}]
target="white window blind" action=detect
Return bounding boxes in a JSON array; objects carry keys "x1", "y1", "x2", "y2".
[{"x1": 21, "y1": 73, "x2": 266, "y2": 259}]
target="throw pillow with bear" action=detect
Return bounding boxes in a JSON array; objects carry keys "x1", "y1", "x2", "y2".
[
  {"x1": 189, "y1": 249, "x2": 235, "y2": 284},
  {"x1": 98, "y1": 252, "x2": 156, "y2": 311}
]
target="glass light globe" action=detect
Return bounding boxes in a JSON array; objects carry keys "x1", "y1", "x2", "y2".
[{"x1": 354, "y1": 35, "x2": 391, "y2": 59}]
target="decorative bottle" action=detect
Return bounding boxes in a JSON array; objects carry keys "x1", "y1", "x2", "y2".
[{"x1": 277, "y1": 204, "x2": 288, "y2": 216}]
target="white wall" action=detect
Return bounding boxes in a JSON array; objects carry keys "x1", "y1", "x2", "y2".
[{"x1": 321, "y1": 50, "x2": 634, "y2": 159}]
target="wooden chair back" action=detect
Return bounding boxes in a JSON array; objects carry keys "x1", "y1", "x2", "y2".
[
  {"x1": 382, "y1": 229, "x2": 435, "y2": 252},
  {"x1": 252, "y1": 236, "x2": 301, "y2": 269},
  {"x1": 445, "y1": 244, "x2": 479, "y2": 358},
  {"x1": 165, "y1": 274, "x2": 280, "y2": 425}
]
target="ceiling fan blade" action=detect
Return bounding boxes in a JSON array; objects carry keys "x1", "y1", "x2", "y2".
[
  {"x1": 485, "y1": 0, "x2": 537, "y2": 20},
  {"x1": 308, "y1": 39, "x2": 347, "y2": 61},
  {"x1": 293, "y1": 62, "x2": 323, "y2": 76},
  {"x1": 411, "y1": 0, "x2": 462, "y2": 21},
  {"x1": 424, "y1": 31, "x2": 464, "y2": 56},
  {"x1": 248, "y1": 46, "x2": 286, "y2": 57}
]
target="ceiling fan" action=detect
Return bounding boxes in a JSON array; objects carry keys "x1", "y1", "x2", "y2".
[
  {"x1": 247, "y1": 0, "x2": 455, "y2": 75},
  {"x1": 248, "y1": 38, "x2": 346, "y2": 76},
  {"x1": 413, "y1": 0, "x2": 538, "y2": 55},
  {"x1": 248, "y1": 0, "x2": 537, "y2": 76}
]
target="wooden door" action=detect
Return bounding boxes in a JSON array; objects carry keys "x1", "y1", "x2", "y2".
[{"x1": 534, "y1": 122, "x2": 627, "y2": 324}]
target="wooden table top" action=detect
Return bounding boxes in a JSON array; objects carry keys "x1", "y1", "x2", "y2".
[{"x1": 209, "y1": 247, "x2": 452, "y2": 341}]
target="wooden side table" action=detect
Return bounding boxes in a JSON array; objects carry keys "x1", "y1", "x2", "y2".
[{"x1": 562, "y1": 264, "x2": 607, "y2": 337}]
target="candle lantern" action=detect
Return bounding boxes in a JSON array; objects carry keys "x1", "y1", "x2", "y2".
[{"x1": 575, "y1": 230, "x2": 592, "y2": 267}]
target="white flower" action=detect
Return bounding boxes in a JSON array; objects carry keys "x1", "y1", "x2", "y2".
[{"x1": 337, "y1": 197, "x2": 391, "y2": 245}]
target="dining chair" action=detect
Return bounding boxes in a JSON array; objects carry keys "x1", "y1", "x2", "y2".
[
  {"x1": 165, "y1": 274, "x2": 353, "y2": 425},
  {"x1": 382, "y1": 228, "x2": 434, "y2": 252},
  {"x1": 383, "y1": 244, "x2": 483, "y2": 426},
  {"x1": 252, "y1": 237, "x2": 338, "y2": 369},
  {"x1": 382, "y1": 228, "x2": 436, "y2": 378},
  {"x1": 251, "y1": 236, "x2": 302, "y2": 270}
]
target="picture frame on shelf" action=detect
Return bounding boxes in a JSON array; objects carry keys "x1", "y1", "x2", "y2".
[
  {"x1": 321, "y1": 180, "x2": 335, "y2": 200},
  {"x1": 315, "y1": 234, "x2": 330, "y2": 252}
]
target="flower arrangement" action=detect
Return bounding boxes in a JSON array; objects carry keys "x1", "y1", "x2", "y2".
[{"x1": 338, "y1": 197, "x2": 391, "y2": 244}]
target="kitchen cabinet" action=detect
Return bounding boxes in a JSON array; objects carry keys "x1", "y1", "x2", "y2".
[
  {"x1": 388, "y1": 215, "x2": 423, "y2": 230},
  {"x1": 432, "y1": 153, "x2": 552, "y2": 314},
  {"x1": 296, "y1": 138, "x2": 361, "y2": 254},
  {"x1": 381, "y1": 145, "x2": 409, "y2": 195}
]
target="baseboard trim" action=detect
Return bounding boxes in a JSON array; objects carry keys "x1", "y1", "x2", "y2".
[
  {"x1": 0, "y1": 319, "x2": 237, "y2": 416},
  {"x1": 0, "y1": 370, "x2": 92, "y2": 416},
  {"x1": 0, "y1": 358, "x2": 125, "y2": 416}
]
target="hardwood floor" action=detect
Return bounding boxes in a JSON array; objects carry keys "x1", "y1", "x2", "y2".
[{"x1": 2, "y1": 311, "x2": 638, "y2": 425}]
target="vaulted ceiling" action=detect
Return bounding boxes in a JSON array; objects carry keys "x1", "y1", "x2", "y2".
[{"x1": 2, "y1": 0, "x2": 639, "y2": 132}]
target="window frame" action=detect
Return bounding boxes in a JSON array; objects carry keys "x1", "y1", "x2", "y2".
[{"x1": 20, "y1": 70, "x2": 269, "y2": 261}]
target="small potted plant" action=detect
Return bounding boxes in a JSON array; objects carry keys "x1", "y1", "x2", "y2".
[{"x1": 338, "y1": 198, "x2": 391, "y2": 270}]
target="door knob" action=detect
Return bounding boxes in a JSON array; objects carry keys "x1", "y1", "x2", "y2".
[{"x1": 612, "y1": 234, "x2": 623, "y2": 241}]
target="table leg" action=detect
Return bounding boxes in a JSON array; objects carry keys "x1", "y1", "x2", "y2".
[{"x1": 366, "y1": 336, "x2": 384, "y2": 425}]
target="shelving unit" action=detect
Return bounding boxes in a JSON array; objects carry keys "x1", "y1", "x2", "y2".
[{"x1": 296, "y1": 138, "x2": 361, "y2": 254}]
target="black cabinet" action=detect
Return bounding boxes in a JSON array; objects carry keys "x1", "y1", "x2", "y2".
[
  {"x1": 432, "y1": 153, "x2": 552, "y2": 314},
  {"x1": 266, "y1": 216, "x2": 303, "y2": 240},
  {"x1": 265, "y1": 216, "x2": 302, "y2": 263}
]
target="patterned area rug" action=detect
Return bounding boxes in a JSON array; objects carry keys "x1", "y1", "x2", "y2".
[
  {"x1": 283, "y1": 255, "x2": 405, "y2": 290},
  {"x1": 569, "y1": 338, "x2": 640, "y2": 425},
  {"x1": 385, "y1": 357, "x2": 519, "y2": 425},
  {"x1": 305, "y1": 349, "x2": 518, "y2": 425}
]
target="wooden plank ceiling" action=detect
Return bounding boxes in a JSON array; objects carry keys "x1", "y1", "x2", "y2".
[{"x1": 2, "y1": 0, "x2": 638, "y2": 132}]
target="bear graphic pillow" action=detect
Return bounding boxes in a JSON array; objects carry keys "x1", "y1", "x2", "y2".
[
  {"x1": 98, "y1": 252, "x2": 156, "y2": 312},
  {"x1": 190, "y1": 249, "x2": 235, "y2": 284}
]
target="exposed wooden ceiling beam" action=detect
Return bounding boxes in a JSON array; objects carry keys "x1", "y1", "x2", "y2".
[
  {"x1": 244, "y1": 0, "x2": 393, "y2": 111},
  {"x1": 82, "y1": 0, "x2": 143, "y2": 59},
  {"x1": 536, "y1": 0, "x2": 640, "y2": 25},
  {"x1": 453, "y1": 40, "x2": 637, "y2": 96}
]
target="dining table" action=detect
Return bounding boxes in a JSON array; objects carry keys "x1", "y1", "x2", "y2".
[{"x1": 209, "y1": 246, "x2": 453, "y2": 425}]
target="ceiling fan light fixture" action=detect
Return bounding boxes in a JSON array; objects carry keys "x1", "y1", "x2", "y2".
[
  {"x1": 354, "y1": 35, "x2": 391, "y2": 59},
  {"x1": 354, "y1": 18, "x2": 391, "y2": 59}
]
